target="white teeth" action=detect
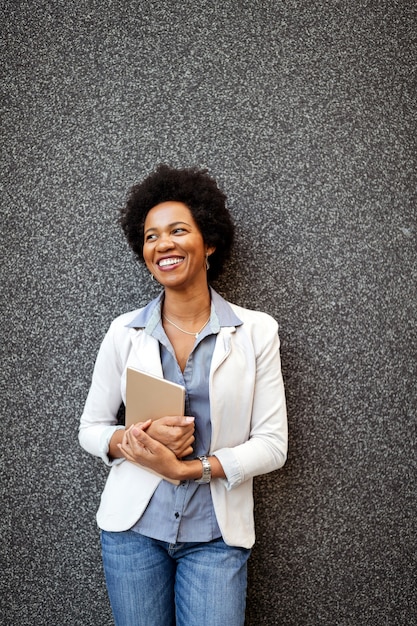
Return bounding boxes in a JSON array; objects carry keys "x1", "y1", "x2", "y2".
[{"x1": 158, "y1": 258, "x2": 183, "y2": 267}]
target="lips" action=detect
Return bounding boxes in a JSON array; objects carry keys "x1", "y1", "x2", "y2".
[{"x1": 157, "y1": 256, "x2": 184, "y2": 268}]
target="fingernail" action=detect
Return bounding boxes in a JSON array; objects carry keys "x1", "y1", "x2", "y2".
[{"x1": 185, "y1": 416, "x2": 194, "y2": 423}]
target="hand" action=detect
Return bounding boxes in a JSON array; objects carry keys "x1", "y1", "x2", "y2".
[
  {"x1": 145, "y1": 415, "x2": 195, "y2": 458},
  {"x1": 118, "y1": 422, "x2": 227, "y2": 482},
  {"x1": 118, "y1": 421, "x2": 183, "y2": 480}
]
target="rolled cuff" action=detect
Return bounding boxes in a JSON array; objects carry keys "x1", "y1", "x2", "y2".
[{"x1": 213, "y1": 448, "x2": 243, "y2": 490}]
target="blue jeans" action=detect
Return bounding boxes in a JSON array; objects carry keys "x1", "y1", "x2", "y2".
[{"x1": 101, "y1": 530, "x2": 251, "y2": 626}]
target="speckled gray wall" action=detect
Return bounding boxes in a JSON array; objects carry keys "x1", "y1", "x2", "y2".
[{"x1": 1, "y1": 0, "x2": 416, "y2": 624}]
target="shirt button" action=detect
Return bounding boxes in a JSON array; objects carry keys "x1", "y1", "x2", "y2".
[{"x1": 175, "y1": 512, "x2": 179, "y2": 519}]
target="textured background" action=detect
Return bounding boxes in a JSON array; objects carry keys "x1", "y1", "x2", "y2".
[{"x1": 1, "y1": 1, "x2": 416, "y2": 624}]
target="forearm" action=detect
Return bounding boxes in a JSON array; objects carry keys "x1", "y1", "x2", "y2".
[
  {"x1": 175, "y1": 455, "x2": 226, "y2": 482},
  {"x1": 108, "y1": 429, "x2": 125, "y2": 460}
]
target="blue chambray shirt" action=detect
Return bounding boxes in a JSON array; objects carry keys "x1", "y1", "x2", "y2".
[{"x1": 127, "y1": 288, "x2": 242, "y2": 543}]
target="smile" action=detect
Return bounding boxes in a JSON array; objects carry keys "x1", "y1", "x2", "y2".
[{"x1": 158, "y1": 257, "x2": 184, "y2": 268}]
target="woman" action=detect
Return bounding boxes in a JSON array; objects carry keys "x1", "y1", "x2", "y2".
[{"x1": 79, "y1": 164, "x2": 288, "y2": 626}]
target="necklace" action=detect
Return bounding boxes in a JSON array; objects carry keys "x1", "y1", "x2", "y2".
[{"x1": 163, "y1": 313, "x2": 211, "y2": 339}]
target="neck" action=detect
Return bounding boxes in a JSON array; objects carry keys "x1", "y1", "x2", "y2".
[{"x1": 162, "y1": 286, "x2": 211, "y2": 322}]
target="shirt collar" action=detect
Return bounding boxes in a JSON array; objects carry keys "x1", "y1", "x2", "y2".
[{"x1": 126, "y1": 287, "x2": 242, "y2": 332}]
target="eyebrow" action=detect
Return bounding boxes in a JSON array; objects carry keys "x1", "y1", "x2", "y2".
[{"x1": 144, "y1": 221, "x2": 192, "y2": 235}]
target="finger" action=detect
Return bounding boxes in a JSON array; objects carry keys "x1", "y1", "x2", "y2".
[
  {"x1": 130, "y1": 426, "x2": 158, "y2": 450},
  {"x1": 121, "y1": 427, "x2": 146, "y2": 456},
  {"x1": 120, "y1": 431, "x2": 149, "y2": 462},
  {"x1": 178, "y1": 435, "x2": 195, "y2": 457},
  {"x1": 177, "y1": 445, "x2": 193, "y2": 459},
  {"x1": 131, "y1": 420, "x2": 152, "y2": 437},
  {"x1": 117, "y1": 440, "x2": 131, "y2": 460},
  {"x1": 125, "y1": 429, "x2": 145, "y2": 452},
  {"x1": 162, "y1": 415, "x2": 195, "y2": 427},
  {"x1": 131, "y1": 419, "x2": 152, "y2": 431}
]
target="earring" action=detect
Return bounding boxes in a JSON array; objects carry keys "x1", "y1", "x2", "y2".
[
  {"x1": 205, "y1": 254, "x2": 210, "y2": 271},
  {"x1": 150, "y1": 273, "x2": 155, "y2": 281}
]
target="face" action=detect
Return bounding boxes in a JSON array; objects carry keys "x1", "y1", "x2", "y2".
[{"x1": 143, "y1": 201, "x2": 215, "y2": 291}]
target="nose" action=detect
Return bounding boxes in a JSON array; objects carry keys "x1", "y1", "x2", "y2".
[{"x1": 156, "y1": 232, "x2": 175, "y2": 251}]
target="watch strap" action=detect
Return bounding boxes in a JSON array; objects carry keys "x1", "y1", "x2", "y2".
[{"x1": 195, "y1": 455, "x2": 212, "y2": 483}]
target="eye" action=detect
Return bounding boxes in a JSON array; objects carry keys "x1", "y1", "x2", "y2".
[
  {"x1": 145, "y1": 233, "x2": 157, "y2": 242},
  {"x1": 172, "y1": 227, "x2": 187, "y2": 235}
]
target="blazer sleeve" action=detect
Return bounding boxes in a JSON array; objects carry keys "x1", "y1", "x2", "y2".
[
  {"x1": 78, "y1": 318, "x2": 131, "y2": 466},
  {"x1": 213, "y1": 313, "x2": 288, "y2": 489}
]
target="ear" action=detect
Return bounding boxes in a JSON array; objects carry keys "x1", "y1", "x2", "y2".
[{"x1": 206, "y1": 245, "x2": 216, "y2": 257}]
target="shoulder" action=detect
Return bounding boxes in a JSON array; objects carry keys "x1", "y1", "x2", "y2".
[
  {"x1": 224, "y1": 300, "x2": 280, "y2": 356},
  {"x1": 225, "y1": 303, "x2": 283, "y2": 365},
  {"x1": 211, "y1": 288, "x2": 278, "y2": 332},
  {"x1": 228, "y1": 301, "x2": 278, "y2": 332}
]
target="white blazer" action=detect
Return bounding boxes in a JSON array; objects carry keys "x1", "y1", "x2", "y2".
[{"x1": 79, "y1": 299, "x2": 287, "y2": 549}]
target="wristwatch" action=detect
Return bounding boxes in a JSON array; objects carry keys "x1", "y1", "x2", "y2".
[{"x1": 195, "y1": 455, "x2": 212, "y2": 484}]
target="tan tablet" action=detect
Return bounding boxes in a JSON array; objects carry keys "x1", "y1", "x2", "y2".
[{"x1": 125, "y1": 367, "x2": 185, "y2": 429}]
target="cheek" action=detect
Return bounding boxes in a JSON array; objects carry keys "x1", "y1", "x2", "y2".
[{"x1": 142, "y1": 245, "x2": 152, "y2": 265}]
